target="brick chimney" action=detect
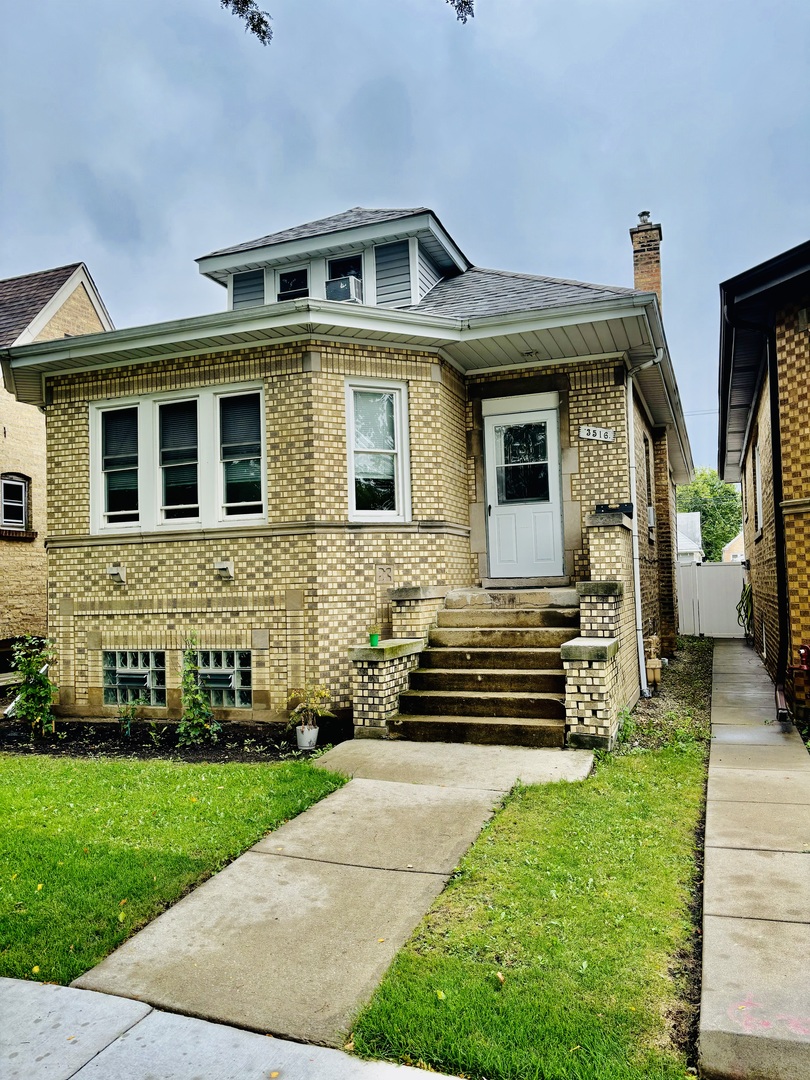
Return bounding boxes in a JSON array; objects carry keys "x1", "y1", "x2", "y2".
[{"x1": 630, "y1": 211, "x2": 663, "y2": 307}]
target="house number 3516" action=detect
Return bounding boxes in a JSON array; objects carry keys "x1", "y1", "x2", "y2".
[{"x1": 579, "y1": 425, "x2": 615, "y2": 442}]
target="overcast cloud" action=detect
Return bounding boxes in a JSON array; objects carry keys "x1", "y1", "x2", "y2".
[{"x1": 1, "y1": 0, "x2": 808, "y2": 468}]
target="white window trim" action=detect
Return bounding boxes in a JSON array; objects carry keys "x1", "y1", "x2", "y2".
[
  {"x1": 754, "y1": 440, "x2": 763, "y2": 534},
  {"x1": 345, "y1": 379, "x2": 411, "y2": 524},
  {"x1": 90, "y1": 382, "x2": 266, "y2": 535},
  {"x1": 1, "y1": 474, "x2": 28, "y2": 530}
]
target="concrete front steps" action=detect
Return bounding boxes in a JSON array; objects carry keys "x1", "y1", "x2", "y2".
[{"x1": 391, "y1": 588, "x2": 580, "y2": 748}]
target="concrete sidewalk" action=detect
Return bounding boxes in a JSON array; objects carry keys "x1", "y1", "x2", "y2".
[
  {"x1": 699, "y1": 639, "x2": 810, "y2": 1080},
  {"x1": 55, "y1": 741, "x2": 591, "y2": 1057},
  {"x1": 0, "y1": 978, "x2": 453, "y2": 1080}
]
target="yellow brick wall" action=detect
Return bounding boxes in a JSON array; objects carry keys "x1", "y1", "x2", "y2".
[
  {"x1": 34, "y1": 283, "x2": 105, "y2": 342},
  {"x1": 45, "y1": 339, "x2": 471, "y2": 717},
  {"x1": 777, "y1": 301, "x2": 810, "y2": 715}
]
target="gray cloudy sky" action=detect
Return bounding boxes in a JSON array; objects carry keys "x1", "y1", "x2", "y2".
[{"x1": 2, "y1": 0, "x2": 808, "y2": 468}]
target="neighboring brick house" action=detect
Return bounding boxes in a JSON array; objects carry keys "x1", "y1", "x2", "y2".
[
  {"x1": 719, "y1": 239, "x2": 810, "y2": 719},
  {"x1": 2, "y1": 208, "x2": 692, "y2": 746},
  {"x1": 0, "y1": 264, "x2": 112, "y2": 665}
]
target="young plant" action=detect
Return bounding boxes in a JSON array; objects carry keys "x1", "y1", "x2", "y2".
[
  {"x1": 178, "y1": 635, "x2": 221, "y2": 747},
  {"x1": 287, "y1": 684, "x2": 335, "y2": 731},
  {"x1": 117, "y1": 694, "x2": 147, "y2": 739},
  {"x1": 10, "y1": 637, "x2": 56, "y2": 738}
]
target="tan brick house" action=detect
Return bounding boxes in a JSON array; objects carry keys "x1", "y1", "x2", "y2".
[
  {"x1": 719, "y1": 239, "x2": 810, "y2": 720},
  {"x1": 0, "y1": 263, "x2": 112, "y2": 667},
  {"x1": 2, "y1": 209, "x2": 692, "y2": 747}
]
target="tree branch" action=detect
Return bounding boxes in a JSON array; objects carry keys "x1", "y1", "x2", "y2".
[{"x1": 220, "y1": 0, "x2": 273, "y2": 45}]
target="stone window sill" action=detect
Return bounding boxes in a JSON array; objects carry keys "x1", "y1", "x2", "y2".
[{"x1": 0, "y1": 529, "x2": 37, "y2": 542}]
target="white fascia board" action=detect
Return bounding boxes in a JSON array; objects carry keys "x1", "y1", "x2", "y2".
[
  {"x1": 13, "y1": 265, "x2": 115, "y2": 345},
  {"x1": 196, "y1": 213, "x2": 470, "y2": 280},
  {"x1": 3, "y1": 299, "x2": 461, "y2": 376}
]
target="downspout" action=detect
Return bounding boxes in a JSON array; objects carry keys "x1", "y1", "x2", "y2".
[{"x1": 627, "y1": 362, "x2": 658, "y2": 698}]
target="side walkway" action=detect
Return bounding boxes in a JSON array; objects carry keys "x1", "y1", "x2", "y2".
[{"x1": 699, "y1": 639, "x2": 810, "y2": 1080}]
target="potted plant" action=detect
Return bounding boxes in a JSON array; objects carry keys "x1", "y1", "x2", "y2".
[
  {"x1": 367, "y1": 624, "x2": 381, "y2": 647},
  {"x1": 287, "y1": 684, "x2": 334, "y2": 750}
]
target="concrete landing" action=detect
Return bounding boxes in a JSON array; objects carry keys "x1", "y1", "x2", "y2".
[
  {"x1": 72, "y1": 744, "x2": 592, "y2": 1049},
  {"x1": 699, "y1": 639, "x2": 810, "y2": 1080},
  {"x1": 1, "y1": 978, "x2": 451, "y2": 1080},
  {"x1": 315, "y1": 739, "x2": 593, "y2": 790}
]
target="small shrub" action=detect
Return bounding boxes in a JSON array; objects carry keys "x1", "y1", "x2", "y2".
[
  {"x1": 10, "y1": 637, "x2": 56, "y2": 738},
  {"x1": 178, "y1": 634, "x2": 221, "y2": 747},
  {"x1": 287, "y1": 684, "x2": 335, "y2": 730}
]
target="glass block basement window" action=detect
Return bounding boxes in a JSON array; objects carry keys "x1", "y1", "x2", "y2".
[
  {"x1": 197, "y1": 650, "x2": 252, "y2": 708},
  {"x1": 103, "y1": 651, "x2": 166, "y2": 706}
]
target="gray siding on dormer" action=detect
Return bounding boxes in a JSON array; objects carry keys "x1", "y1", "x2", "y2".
[
  {"x1": 417, "y1": 243, "x2": 442, "y2": 300},
  {"x1": 374, "y1": 242, "x2": 411, "y2": 308},
  {"x1": 232, "y1": 270, "x2": 265, "y2": 309}
]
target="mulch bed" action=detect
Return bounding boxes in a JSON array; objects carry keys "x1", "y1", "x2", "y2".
[{"x1": 0, "y1": 713, "x2": 352, "y2": 764}]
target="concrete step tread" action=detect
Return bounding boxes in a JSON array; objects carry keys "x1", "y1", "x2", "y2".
[
  {"x1": 400, "y1": 689, "x2": 565, "y2": 701},
  {"x1": 414, "y1": 667, "x2": 565, "y2": 676},
  {"x1": 393, "y1": 714, "x2": 565, "y2": 728}
]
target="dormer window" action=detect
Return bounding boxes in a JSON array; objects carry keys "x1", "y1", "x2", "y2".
[
  {"x1": 327, "y1": 254, "x2": 364, "y2": 303},
  {"x1": 277, "y1": 267, "x2": 308, "y2": 302},
  {"x1": 232, "y1": 270, "x2": 265, "y2": 309}
]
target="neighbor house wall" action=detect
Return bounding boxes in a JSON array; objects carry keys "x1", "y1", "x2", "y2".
[
  {"x1": 776, "y1": 300, "x2": 810, "y2": 718},
  {"x1": 741, "y1": 367, "x2": 780, "y2": 682},
  {"x1": 45, "y1": 339, "x2": 471, "y2": 719},
  {"x1": 0, "y1": 284, "x2": 106, "y2": 646}
]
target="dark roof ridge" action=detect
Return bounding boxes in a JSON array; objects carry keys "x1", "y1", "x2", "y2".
[{"x1": 0, "y1": 262, "x2": 82, "y2": 287}]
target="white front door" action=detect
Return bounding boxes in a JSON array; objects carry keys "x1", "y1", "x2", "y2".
[{"x1": 484, "y1": 406, "x2": 563, "y2": 578}]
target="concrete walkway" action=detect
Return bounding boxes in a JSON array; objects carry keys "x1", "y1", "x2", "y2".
[
  {"x1": 2, "y1": 741, "x2": 591, "y2": 1079},
  {"x1": 699, "y1": 639, "x2": 810, "y2": 1080}
]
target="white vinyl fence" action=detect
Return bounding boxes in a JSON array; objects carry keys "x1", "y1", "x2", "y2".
[{"x1": 677, "y1": 561, "x2": 745, "y2": 638}]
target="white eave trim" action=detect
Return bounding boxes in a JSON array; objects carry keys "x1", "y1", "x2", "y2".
[
  {"x1": 12, "y1": 264, "x2": 115, "y2": 346},
  {"x1": 197, "y1": 213, "x2": 470, "y2": 281}
]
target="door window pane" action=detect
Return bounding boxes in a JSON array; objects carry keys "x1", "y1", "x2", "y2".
[
  {"x1": 220, "y1": 393, "x2": 263, "y2": 515},
  {"x1": 495, "y1": 423, "x2": 549, "y2": 504},
  {"x1": 102, "y1": 408, "x2": 139, "y2": 522},
  {"x1": 160, "y1": 400, "x2": 198, "y2": 519}
]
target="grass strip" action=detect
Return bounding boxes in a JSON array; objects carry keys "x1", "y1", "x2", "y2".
[
  {"x1": 0, "y1": 755, "x2": 344, "y2": 984},
  {"x1": 353, "y1": 652, "x2": 710, "y2": 1080}
]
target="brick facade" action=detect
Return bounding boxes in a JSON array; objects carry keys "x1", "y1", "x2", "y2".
[
  {"x1": 1, "y1": 283, "x2": 105, "y2": 644},
  {"x1": 40, "y1": 335, "x2": 680, "y2": 729}
]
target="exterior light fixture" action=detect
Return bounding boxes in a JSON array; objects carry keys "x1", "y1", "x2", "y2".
[
  {"x1": 214, "y1": 560, "x2": 234, "y2": 580},
  {"x1": 107, "y1": 564, "x2": 126, "y2": 585}
]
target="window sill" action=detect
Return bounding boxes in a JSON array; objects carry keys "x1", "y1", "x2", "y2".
[{"x1": 0, "y1": 528, "x2": 37, "y2": 542}]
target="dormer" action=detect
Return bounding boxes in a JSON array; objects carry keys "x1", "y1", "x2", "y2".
[{"x1": 195, "y1": 207, "x2": 469, "y2": 312}]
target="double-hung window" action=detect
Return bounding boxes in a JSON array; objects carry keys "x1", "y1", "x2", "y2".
[
  {"x1": 346, "y1": 380, "x2": 410, "y2": 522},
  {"x1": 92, "y1": 384, "x2": 265, "y2": 533},
  {"x1": 1, "y1": 474, "x2": 29, "y2": 529}
]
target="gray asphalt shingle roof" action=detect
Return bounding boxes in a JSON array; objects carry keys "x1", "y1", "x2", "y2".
[
  {"x1": 204, "y1": 207, "x2": 431, "y2": 259},
  {"x1": 410, "y1": 265, "x2": 639, "y2": 319},
  {"x1": 0, "y1": 263, "x2": 81, "y2": 347}
]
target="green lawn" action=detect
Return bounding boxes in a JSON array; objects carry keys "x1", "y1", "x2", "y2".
[
  {"x1": 0, "y1": 755, "x2": 344, "y2": 984},
  {"x1": 352, "y1": 674, "x2": 709, "y2": 1080}
]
